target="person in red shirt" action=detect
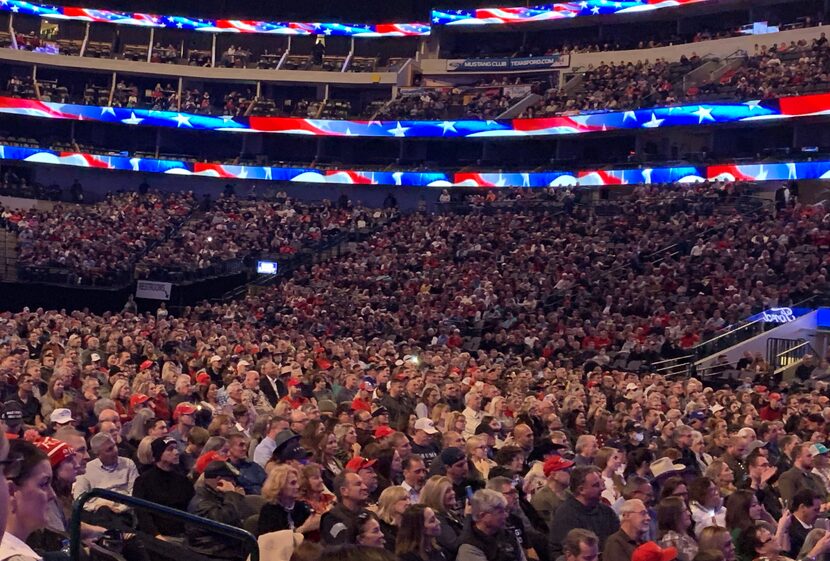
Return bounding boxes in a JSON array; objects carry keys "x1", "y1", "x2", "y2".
[
  {"x1": 280, "y1": 379, "x2": 307, "y2": 410},
  {"x1": 759, "y1": 393, "x2": 785, "y2": 421},
  {"x1": 350, "y1": 379, "x2": 375, "y2": 413}
]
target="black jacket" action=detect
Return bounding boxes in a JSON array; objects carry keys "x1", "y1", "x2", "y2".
[
  {"x1": 256, "y1": 501, "x2": 312, "y2": 537},
  {"x1": 320, "y1": 503, "x2": 367, "y2": 546},
  {"x1": 548, "y1": 495, "x2": 620, "y2": 559},
  {"x1": 186, "y1": 485, "x2": 247, "y2": 560},
  {"x1": 132, "y1": 465, "x2": 195, "y2": 537},
  {"x1": 260, "y1": 376, "x2": 285, "y2": 408},
  {"x1": 457, "y1": 524, "x2": 523, "y2": 561}
]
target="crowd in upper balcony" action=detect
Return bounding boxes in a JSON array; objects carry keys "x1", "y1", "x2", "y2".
[
  {"x1": 7, "y1": 191, "x2": 196, "y2": 285},
  {"x1": 135, "y1": 195, "x2": 390, "y2": 282}
]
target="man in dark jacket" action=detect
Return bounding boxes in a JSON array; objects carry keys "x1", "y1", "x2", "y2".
[
  {"x1": 132, "y1": 437, "x2": 195, "y2": 539},
  {"x1": 187, "y1": 461, "x2": 248, "y2": 561},
  {"x1": 321, "y1": 471, "x2": 369, "y2": 545},
  {"x1": 457, "y1": 489, "x2": 523, "y2": 561},
  {"x1": 548, "y1": 466, "x2": 620, "y2": 559}
]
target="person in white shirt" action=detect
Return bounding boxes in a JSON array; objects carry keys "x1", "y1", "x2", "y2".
[
  {"x1": 72, "y1": 433, "x2": 139, "y2": 515},
  {"x1": 688, "y1": 476, "x2": 726, "y2": 537},
  {"x1": 462, "y1": 391, "x2": 484, "y2": 438},
  {"x1": 0, "y1": 439, "x2": 51, "y2": 561},
  {"x1": 253, "y1": 417, "x2": 290, "y2": 467}
]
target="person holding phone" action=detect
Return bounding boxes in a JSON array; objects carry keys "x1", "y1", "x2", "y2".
[{"x1": 186, "y1": 461, "x2": 247, "y2": 561}]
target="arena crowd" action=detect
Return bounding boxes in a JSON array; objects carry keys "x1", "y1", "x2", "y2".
[{"x1": 0, "y1": 183, "x2": 825, "y2": 561}]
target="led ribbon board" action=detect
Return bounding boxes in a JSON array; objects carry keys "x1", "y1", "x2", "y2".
[
  {"x1": 1, "y1": 93, "x2": 829, "y2": 138},
  {"x1": 0, "y1": 0, "x2": 430, "y2": 37},
  {"x1": 3, "y1": 144, "x2": 830, "y2": 186},
  {"x1": 431, "y1": 0, "x2": 710, "y2": 26}
]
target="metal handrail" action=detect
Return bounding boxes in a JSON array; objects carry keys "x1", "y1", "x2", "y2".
[
  {"x1": 776, "y1": 340, "x2": 811, "y2": 360},
  {"x1": 70, "y1": 489, "x2": 259, "y2": 561},
  {"x1": 650, "y1": 354, "x2": 695, "y2": 367}
]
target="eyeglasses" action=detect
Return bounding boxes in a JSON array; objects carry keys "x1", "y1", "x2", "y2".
[{"x1": 0, "y1": 455, "x2": 23, "y2": 480}]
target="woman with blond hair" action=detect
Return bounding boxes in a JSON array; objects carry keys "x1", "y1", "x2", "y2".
[
  {"x1": 40, "y1": 375, "x2": 73, "y2": 419},
  {"x1": 705, "y1": 460, "x2": 737, "y2": 498},
  {"x1": 596, "y1": 446, "x2": 625, "y2": 504},
  {"x1": 257, "y1": 464, "x2": 319, "y2": 537},
  {"x1": 297, "y1": 464, "x2": 335, "y2": 516},
  {"x1": 110, "y1": 378, "x2": 132, "y2": 422},
  {"x1": 419, "y1": 475, "x2": 463, "y2": 556},
  {"x1": 207, "y1": 414, "x2": 234, "y2": 437},
  {"x1": 443, "y1": 412, "x2": 466, "y2": 435},
  {"x1": 485, "y1": 396, "x2": 511, "y2": 430},
  {"x1": 466, "y1": 436, "x2": 495, "y2": 481},
  {"x1": 334, "y1": 423, "x2": 360, "y2": 463},
  {"x1": 430, "y1": 404, "x2": 450, "y2": 429},
  {"x1": 699, "y1": 526, "x2": 736, "y2": 561},
  {"x1": 376, "y1": 486, "x2": 410, "y2": 551}
]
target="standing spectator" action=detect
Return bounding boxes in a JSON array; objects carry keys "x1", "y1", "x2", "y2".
[
  {"x1": 531, "y1": 455, "x2": 574, "y2": 523},
  {"x1": 549, "y1": 466, "x2": 621, "y2": 558}
]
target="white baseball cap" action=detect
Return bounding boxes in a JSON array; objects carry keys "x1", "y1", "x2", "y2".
[
  {"x1": 50, "y1": 408, "x2": 74, "y2": 425},
  {"x1": 414, "y1": 418, "x2": 439, "y2": 435}
]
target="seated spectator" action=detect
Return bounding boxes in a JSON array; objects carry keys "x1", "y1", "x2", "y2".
[
  {"x1": 457, "y1": 489, "x2": 523, "y2": 561},
  {"x1": 132, "y1": 436, "x2": 195, "y2": 540},
  {"x1": 321, "y1": 471, "x2": 369, "y2": 545},
  {"x1": 187, "y1": 460, "x2": 248, "y2": 560},
  {"x1": 395, "y1": 503, "x2": 446, "y2": 561},
  {"x1": 226, "y1": 432, "x2": 266, "y2": 495},
  {"x1": 257, "y1": 464, "x2": 317, "y2": 537},
  {"x1": 72, "y1": 433, "x2": 138, "y2": 526}
]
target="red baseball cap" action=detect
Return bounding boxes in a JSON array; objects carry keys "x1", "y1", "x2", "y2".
[
  {"x1": 139, "y1": 360, "x2": 154, "y2": 371},
  {"x1": 196, "y1": 372, "x2": 211, "y2": 385},
  {"x1": 287, "y1": 378, "x2": 301, "y2": 387},
  {"x1": 173, "y1": 402, "x2": 198, "y2": 420},
  {"x1": 632, "y1": 542, "x2": 677, "y2": 561},
  {"x1": 373, "y1": 426, "x2": 394, "y2": 439},
  {"x1": 543, "y1": 455, "x2": 575, "y2": 477},
  {"x1": 345, "y1": 456, "x2": 377, "y2": 472},
  {"x1": 194, "y1": 450, "x2": 228, "y2": 475},
  {"x1": 130, "y1": 394, "x2": 151, "y2": 409}
]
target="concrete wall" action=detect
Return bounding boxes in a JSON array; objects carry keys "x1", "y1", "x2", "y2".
[
  {"x1": 0, "y1": 48, "x2": 403, "y2": 86},
  {"x1": 0, "y1": 195, "x2": 63, "y2": 211}
]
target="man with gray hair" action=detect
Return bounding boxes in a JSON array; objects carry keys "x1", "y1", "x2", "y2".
[
  {"x1": 73, "y1": 432, "x2": 139, "y2": 515},
  {"x1": 457, "y1": 489, "x2": 523, "y2": 561},
  {"x1": 486, "y1": 476, "x2": 543, "y2": 561},
  {"x1": 603, "y1": 499, "x2": 650, "y2": 561}
]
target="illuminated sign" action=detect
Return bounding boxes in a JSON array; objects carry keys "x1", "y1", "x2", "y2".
[
  {"x1": 3, "y1": 143, "x2": 830, "y2": 187},
  {"x1": 2, "y1": 92, "x2": 830, "y2": 138},
  {"x1": 0, "y1": 0, "x2": 429, "y2": 37},
  {"x1": 431, "y1": 0, "x2": 710, "y2": 26},
  {"x1": 746, "y1": 307, "x2": 812, "y2": 324}
]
